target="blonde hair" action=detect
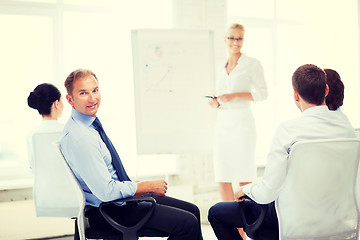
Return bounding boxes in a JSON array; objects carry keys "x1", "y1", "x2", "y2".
[
  {"x1": 225, "y1": 23, "x2": 245, "y2": 37},
  {"x1": 229, "y1": 23, "x2": 245, "y2": 32}
]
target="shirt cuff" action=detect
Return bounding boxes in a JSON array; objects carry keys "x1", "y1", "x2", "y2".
[
  {"x1": 242, "y1": 183, "x2": 254, "y2": 199},
  {"x1": 126, "y1": 181, "x2": 137, "y2": 197}
]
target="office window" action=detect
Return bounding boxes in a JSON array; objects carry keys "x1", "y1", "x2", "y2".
[
  {"x1": 0, "y1": 0, "x2": 173, "y2": 183},
  {"x1": 227, "y1": 0, "x2": 274, "y2": 19},
  {"x1": 0, "y1": 14, "x2": 53, "y2": 163}
]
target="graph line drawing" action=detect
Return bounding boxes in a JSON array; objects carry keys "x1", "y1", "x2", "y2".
[{"x1": 145, "y1": 65, "x2": 173, "y2": 92}]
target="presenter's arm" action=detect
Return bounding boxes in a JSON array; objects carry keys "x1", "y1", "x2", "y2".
[
  {"x1": 217, "y1": 92, "x2": 254, "y2": 103},
  {"x1": 251, "y1": 60, "x2": 268, "y2": 102},
  {"x1": 134, "y1": 179, "x2": 168, "y2": 197}
]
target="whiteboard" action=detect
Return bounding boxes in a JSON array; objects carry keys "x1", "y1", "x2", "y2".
[{"x1": 132, "y1": 29, "x2": 216, "y2": 154}]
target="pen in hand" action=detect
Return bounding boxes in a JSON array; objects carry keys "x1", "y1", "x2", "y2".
[
  {"x1": 205, "y1": 95, "x2": 217, "y2": 99},
  {"x1": 206, "y1": 95, "x2": 220, "y2": 108}
]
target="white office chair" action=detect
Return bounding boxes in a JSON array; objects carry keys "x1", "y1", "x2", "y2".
[
  {"x1": 32, "y1": 132, "x2": 157, "y2": 240},
  {"x1": 355, "y1": 128, "x2": 360, "y2": 138},
  {"x1": 275, "y1": 138, "x2": 360, "y2": 240},
  {"x1": 32, "y1": 132, "x2": 87, "y2": 239},
  {"x1": 32, "y1": 131, "x2": 84, "y2": 218}
]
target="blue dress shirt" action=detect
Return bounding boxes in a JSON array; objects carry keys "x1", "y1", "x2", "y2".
[{"x1": 60, "y1": 109, "x2": 137, "y2": 207}]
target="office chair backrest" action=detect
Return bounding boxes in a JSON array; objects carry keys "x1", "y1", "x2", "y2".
[
  {"x1": 32, "y1": 132, "x2": 85, "y2": 219},
  {"x1": 355, "y1": 128, "x2": 360, "y2": 138},
  {"x1": 276, "y1": 138, "x2": 360, "y2": 240}
]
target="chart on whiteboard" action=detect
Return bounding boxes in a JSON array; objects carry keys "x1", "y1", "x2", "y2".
[
  {"x1": 142, "y1": 44, "x2": 175, "y2": 93},
  {"x1": 140, "y1": 41, "x2": 206, "y2": 94},
  {"x1": 132, "y1": 29, "x2": 216, "y2": 154}
]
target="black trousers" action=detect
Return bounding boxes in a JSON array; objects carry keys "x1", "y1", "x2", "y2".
[
  {"x1": 87, "y1": 194, "x2": 203, "y2": 240},
  {"x1": 208, "y1": 200, "x2": 279, "y2": 240}
]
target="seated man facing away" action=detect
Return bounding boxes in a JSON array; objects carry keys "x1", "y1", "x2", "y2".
[
  {"x1": 60, "y1": 69, "x2": 203, "y2": 240},
  {"x1": 208, "y1": 64, "x2": 356, "y2": 240}
]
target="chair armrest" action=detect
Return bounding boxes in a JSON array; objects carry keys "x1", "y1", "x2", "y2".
[
  {"x1": 238, "y1": 196, "x2": 267, "y2": 238},
  {"x1": 98, "y1": 196, "x2": 156, "y2": 233}
]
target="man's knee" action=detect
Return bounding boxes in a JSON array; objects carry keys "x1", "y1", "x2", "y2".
[
  {"x1": 208, "y1": 202, "x2": 221, "y2": 223},
  {"x1": 178, "y1": 212, "x2": 200, "y2": 236},
  {"x1": 189, "y1": 202, "x2": 201, "y2": 219}
]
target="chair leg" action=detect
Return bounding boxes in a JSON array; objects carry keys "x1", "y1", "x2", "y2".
[
  {"x1": 74, "y1": 219, "x2": 80, "y2": 240},
  {"x1": 122, "y1": 231, "x2": 138, "y2": 240}
]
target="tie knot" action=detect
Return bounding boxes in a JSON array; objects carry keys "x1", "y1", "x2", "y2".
[{"x1": 93, "y1": 117, "x2": 103, "y2": 131}]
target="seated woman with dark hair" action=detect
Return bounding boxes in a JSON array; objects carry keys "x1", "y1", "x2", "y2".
[
  {"x1": 324, "y1": 68, "x2": 344, "y2": 110},
  {"x1": 324, "y1": 69, "x2": 352, "y2": 124},
  {"x1": 27, "y1": 83, "x2": 64, "y2": 170}
]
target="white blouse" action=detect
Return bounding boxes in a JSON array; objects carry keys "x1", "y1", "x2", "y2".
[
  {"x1": 216, "y1": 53, "x2": 268, "y2": 109},
  {"x1": 27, "y1": 120, "x2": 64, "y2": 171}
]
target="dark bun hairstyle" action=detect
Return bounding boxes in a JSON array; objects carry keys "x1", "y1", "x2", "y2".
[
  {"x1": 324, "y1": 69, "x2": 344, "y2": 111},
  {"x1": 27, "y1": 83, "x2": 61, "y2": 115}
]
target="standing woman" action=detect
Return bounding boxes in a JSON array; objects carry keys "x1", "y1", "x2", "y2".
[
  {"x1": 209, "y1": 23, "x2": 268, "y2": 234},
  {"x1": 27, "y1": 83, "x2": 64, "y2": 170}
]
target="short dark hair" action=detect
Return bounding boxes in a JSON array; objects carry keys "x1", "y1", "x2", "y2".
[
  {"x1": 27, "y1": 83, "x2": 61, "y2": 115},
  {"x1": 292, "y1": 64, "x2": 327, "y2": 105},
  {"x1": 324, "y1": 69, "x2": 344, "y2": 110},
  {"x1": 64, "y1": 69, "x2": 98, "y2": 96}
]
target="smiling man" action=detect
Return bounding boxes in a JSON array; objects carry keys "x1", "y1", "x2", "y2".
[
  {"x1": 65, "y1": 70, "x2": 100, "y2": 117},
  {"x1": 60, "y1": 69, "x2": 203, "y2": 240}
]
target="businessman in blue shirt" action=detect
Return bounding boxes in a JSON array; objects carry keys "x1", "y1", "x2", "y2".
[{"x1": 60, "y1": 69, "x2": 202, "y2": 240}]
